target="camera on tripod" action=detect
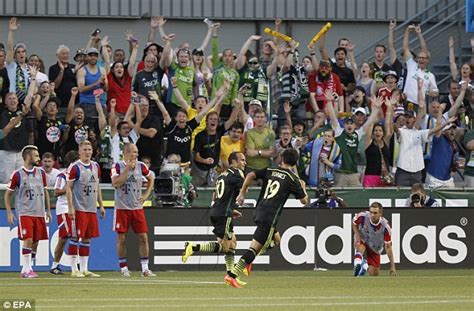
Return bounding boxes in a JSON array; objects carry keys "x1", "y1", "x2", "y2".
[
  {"x1": 154, "y1": 162, "x2": 184, "y2": 207},
  {"x1": 310, "y1": 177, "x2": 335, "y2": 208}
]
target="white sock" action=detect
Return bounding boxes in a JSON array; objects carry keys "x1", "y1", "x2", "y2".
[
  {"x1": 71, "y1": 256, "x2": 79, "y2": 273},
  {"x1": 354, "y1": 257, "x2": 362, "y2": 266},
  {"x1": 51, "y1": 262, "x2": 59, "y2": 270},
  {"x1": 121, "y1": 266, "x2": 129, "y2": 272},
  {"x1": 362, "y1": 262, "x2": 368, "y2": 270},
  {"x1": 22, "y1": 254, "x2": 32, "y2": 273},
  {"x1": 79, "y1": 256, "x2": 89, "y2": 273},
  {"x1": 141, "y1": 260, "x2": 149, "y2": 272}
]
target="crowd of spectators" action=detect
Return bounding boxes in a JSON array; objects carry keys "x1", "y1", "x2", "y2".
[{"x1": 0, "y1": 16, "x2": 473, "y2": 190}]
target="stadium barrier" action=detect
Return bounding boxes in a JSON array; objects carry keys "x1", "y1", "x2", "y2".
[{"x1": 1, "y1": 207, "x2": 472, "y2": 272}]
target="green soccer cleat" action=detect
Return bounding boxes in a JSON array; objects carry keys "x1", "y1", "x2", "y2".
[
  {"x1": 235, "y1": 277, "x2": 247, "y2": 286},
  {"x1": 242, "y1": 263, "x2": 252, "y2": 277},
  {"x1": 83, "y1": 270, "x2": 101, "y2": 278},
  {"x1": 182, "y1": 242, "x2": 194, "y2": 263}
]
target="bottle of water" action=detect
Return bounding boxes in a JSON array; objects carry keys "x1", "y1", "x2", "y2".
[{"x1": 204, "y1": 18, "x2": 214, "y2": 26}]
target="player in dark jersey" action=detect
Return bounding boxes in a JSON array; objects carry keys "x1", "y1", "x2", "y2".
[
  {"x1": 182, "y1": 152, "x2": 246, "y2": 282},
  {"x1": 225, "y1": 149, "x2": 308, "y2": 288}
]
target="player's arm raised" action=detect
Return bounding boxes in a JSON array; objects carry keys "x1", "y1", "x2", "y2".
[{"x1": 299, "y1": 179, "x2": 309, "y2": 205}]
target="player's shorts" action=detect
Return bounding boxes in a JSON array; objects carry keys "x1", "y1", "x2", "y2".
[
  {"x1": 253, "y1": 221, "x2": 276, "y2": 247},
  {"x1": 57, "y1": 213, "x2": 72, "y2": 238},
  {"x1": 18, "y1": 216, "x2": 48, "y2": 241},
  {"x1": 113, "y1": 209, "x2": 148, "y2": 234},
  {"x1": 362, "y1": 242, "x2": 381, "y2": 268},
  {"x1": 210, "y1": 216, "x2": 233, "y2": 240},
  {"x1": 73, "y1": 211, "x2": 99, "y2": 239}
]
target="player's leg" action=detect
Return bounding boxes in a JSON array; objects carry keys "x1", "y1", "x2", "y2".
[
  {"x1": 31, "y1": 240, "x2": 39, "y2": 266},
  {"x1": 366, "y1": 251, "x2": 381, "y2": 276},
  {"x1": 368, "y1": 266, "x2": 380, "y2": 276},
  {"x1": 80, "y1": 213, "x2": 100, "y2": 277},
  {"x1": 117, "y1": 233, "x2": 130, "y2": 276},
  {"x1": 20, "y1": 238, "x2": 34, "y2": 277},
  {"x1": 182, "y1": 216, "x2": 225, "y2": 263},
  {"x1": 137, "y1": 233, "x2": 155, "y2": 277},
  {"x1": 51, "y1": 237, "x2": 68, "y2": 274},
  {"x1": 353, "y1": 242, "x2": 367, "y2": 276}
]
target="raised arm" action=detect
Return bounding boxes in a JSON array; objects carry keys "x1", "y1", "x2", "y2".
[
  {"x1": 109, "y1": 99, "x2": 118, "y2": 137},
  {"x1": 95, "y1": 95, "x2": 107, "y2": 133},
  {"x1": 362, "y1": 96, "x2": 383, "y2": 136},
  {"x1": 148, "y1": 16, "x2": 167, "y2": 44},
  {"x1": 346, "y1": 40, "x2": 358, "y2": 79},
  {"x1": 384, "y1": 97, "x2": 395, "y2": 142},
  {"x1": 127, "y1": 39, "x2": 139, "y2": 77},
  {"x1": 308, "y1": 44, "x2": 319, "y2": 73},
  {"x1": 414, "y1": 25, "x2": 428, "y2": 53},
  {"x1": 65, "y1": 87, "x2": 79, "y2": 124},
  {"x1": 159, "y1": 34, "x2": 175, "y2": 69},
  {"x1": 447, "y1": 81, "x2": 467, "y2": 118},
  {"x1": 23, "y1": 66, "x2": 38, "y2": 110},
  {"x1": 403, "y1": 25, "x2": 415, "y2": 62},
  {"x1": 318, "y1": 33, "x2": 330, "y2": 61},
  {"x1": 196, "y1": 85, "x2": 228, "y2": 123},
  {"x1": 414, "y1": 78, "x2": 426, "y2": 129},
  {"x1": 325, "y1": 90, "x2": 340, "y2": 130},
  {"x1": 198, "y1": 21, "x2": 216, "y2": 51},
  {"x1": 211, "y1": 25, "x2": 221, "y2": 68},
  {"x1": 428, "y1": 115, "x2": 456, "y2": 137},
  {"x1": 31, "y1": 95, "x2": 42, "y2": 121},
  {"x1": 101, "y1": 36, "x2": 111, "y2": 75},
  {"x1": 266, "y1": 41, "x2": 282, "y2": 77},
  {"x1": 388, "y1": 20, "x2": 397, "y2": 64},
  {"x1": 283, "y1": 100, "x2": 293, "y2": 128},
  {"x1": 236, "y1": 35, "x2": 262, "y2": 70},
  {"x1": 170, "y1": 77, "x2": 189, "y2": 111},
  {"x1": 448, "y1": 36, "x2": 459, "y2": 80},
  {"x1": 149, "y1": 91, "x2": 171, "y2": 125},
  {"x1": 6, "y1": 17, "x2": 19, "y2": 64}
]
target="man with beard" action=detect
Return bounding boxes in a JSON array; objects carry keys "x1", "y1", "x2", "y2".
[
  {"x1": 219, "y1": 122, "x2": 245, "y2": 171},
  {"x1": 76, "y1": 47, "x2": 108, "y2": 129},
  {"x1": 308, "y1": 60, "x2": 344, "y2": 113},
  {"x1": 5, "y1": 145, "x2": 51, "y2": 278}
]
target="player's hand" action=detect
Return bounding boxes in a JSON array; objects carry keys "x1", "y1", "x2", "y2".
[
  {"x1": 389, "y1": 267, "x2": 397, "y2": 277},
  {"x1": 100, "y1": 207, "x2": 106, "y2": 219},
  {"x1": 138, "y1": 195, "x2": 146, "y2": 205},
  {"x1": 7, "y1": 212, "x2": 15, "y2": 225},
  {"x1": 68, "y1": 209, "x2": 75, "y2": 220},
  {"x1": 45, "y1": 211, "x2": 52, "y2": 224},
  {"x1": 232, "y1": 209, "x2": 242, "y2": 219},
  {"x1": 236, "y1": 193, "x2": 245, "y2": 206}
]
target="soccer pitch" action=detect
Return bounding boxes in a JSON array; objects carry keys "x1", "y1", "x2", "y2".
[{"x1": 0, "y1": 270, "x2": 473, "y2": 310}]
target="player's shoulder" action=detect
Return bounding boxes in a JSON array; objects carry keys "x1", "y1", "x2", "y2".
[{"x1": 268, "y1": 167, "x2": 298, "y2": 183}]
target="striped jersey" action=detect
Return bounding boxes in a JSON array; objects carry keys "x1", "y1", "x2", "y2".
[
  {"x1": 67, "y1": 160, "x2": 101, "y2": 213},
  {"x1": 7, "y1": 167, "x2": 47, "y2": 217},
  {"x1": 111, "y1": 161, "x2": 150, "y2": 210}
]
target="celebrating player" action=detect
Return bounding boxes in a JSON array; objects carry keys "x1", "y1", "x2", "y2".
[
  {"x1": 66, "y1": 140, "x2": 105, "y2": 278},
  {"x1": 50, "y1": 150, "x2": 79, "y2": 275},
  {"x1": 182, "y1": 152, "x2": 246, "y2": 284},
  {"x1": 111, "y1": 143, "x2": 155, "y2": 277},
  {"x1": 5, "y1": 145, "x2": 51, "y2": 278},
  {"x1": 225, "y1": 149, "x2": 308, "y2": 288},
  {"x1": 352, "y1": 202, "x2": 396, "y2": 277}
]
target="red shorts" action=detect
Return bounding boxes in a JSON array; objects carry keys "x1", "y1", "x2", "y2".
[
  {"x1": 362, "y1": 242, "x2": 381, "y2": 268},
  {"x1": 73, "y1": 211, "x2": 99, "y2": 239},
  {"x1": 18, "y1": 216, "x2": 48, "y2": 241},
  {"x1": 113, "y1": 209, "x2": 148, "y2": 234},
  {"x1": 57, "y1": 213, "x2": 72, "y2": 238}
]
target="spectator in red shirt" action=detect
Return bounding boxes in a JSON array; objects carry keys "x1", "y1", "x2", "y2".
[{"x1": 308, "y1": 60, "x2": 344, "y2": 113}]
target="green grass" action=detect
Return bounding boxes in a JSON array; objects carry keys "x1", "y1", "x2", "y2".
[{"x1": 0, "y1": 270, "x2": 473, "y2": 310}]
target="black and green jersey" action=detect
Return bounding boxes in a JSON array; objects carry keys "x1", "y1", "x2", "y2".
[
  {"x1": 210, "y1": 168, "x2": 245, "y2": 217},
  {"x1": 253, "y1": 167, "x2": 306, "y2": 226}
]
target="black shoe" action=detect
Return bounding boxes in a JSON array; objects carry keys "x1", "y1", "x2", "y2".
[
  {"x1": 50, "y1": 267, "x2": 64, "y2": 275},
  {"x1": 353, "y1": 264, "x2": 361, "y2": 277}
]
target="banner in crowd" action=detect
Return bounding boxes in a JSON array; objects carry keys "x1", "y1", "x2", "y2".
[{"x1": 1, "y1": 208, "x2": 472, "y2": 272}]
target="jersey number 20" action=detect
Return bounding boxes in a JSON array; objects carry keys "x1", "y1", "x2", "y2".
[{"x1": 215, "y1": 179, "x2": 225, "y2": 199}]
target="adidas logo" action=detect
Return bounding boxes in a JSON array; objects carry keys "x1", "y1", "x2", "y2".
[
  {"x1": 128, "y1": 175, "x2": 137, "y2": 182},
  {"x1": 89, "y1": 175, "x2": 96, "y2": 182}
]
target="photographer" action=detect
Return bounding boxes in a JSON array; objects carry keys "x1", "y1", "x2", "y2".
[
  {"x1": 404, "y1": 183, "x2": 439, "y2": 208},
  {"x1": 309, "y1": 178, "x2": 347, "y2": 208}
]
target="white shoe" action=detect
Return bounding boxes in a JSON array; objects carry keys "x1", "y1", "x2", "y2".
[
  {"x1": 121, "y1": 268, "x2": 131, "y2": 277},
  {"x1": 71, "y1": 271, "x2": 85, "y2": 278},
  {"x1": 142, "y1": 269, "x2": 156, "y2": 277},
  {"x1": 83, "y1": 270, "x2": 101, "y2": 278}
]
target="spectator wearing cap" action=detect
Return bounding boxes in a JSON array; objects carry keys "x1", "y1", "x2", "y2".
[
  {"x1": 73, "y1": 49, "x2": 87, "y2": 66},
  {"x1": 425, "y1": 123, "x2": 459, "y2": 188},
  {"x1": 393, "y1": 94, "x2": 456, "y2": 187},
  {"x1": 417, "y1": 81, "x2": 466, "y2": 181},
  {"x1": 76, "y1": 46, "x2": 108, "y2": 130},
  {"x1": 240, "y1": 98, "x2": 262, "y2": 131},
  {"x1": 377, "y1": 70, "x2": 398, "y2": 116},
  {"x1": 192, "y1": 48, "x2": 212, "y2": 99},
  {"x1": 48, "y1": 45, "x2": 77, "y2": 108},
  {"x1": 402, "y1": 25, "x2": 438, "y2": 110},
  {"x1": 0, "y1": 47, "x2": 11, "y2": 104},
  {"x1": 463, "y1": 129, "x2": 474, "y2": 187},
  {"x1": 137, "y1": 43, "x2": 164, "y2": 73},
  {"x1": 5, "y1": 17, "x2": 30, "y2": 105},
  {"x1": 236, "y1": 35, "x2": 270, "y2": 109},
  {"x1": 308, "y1": 60, "x2": 344, "y2": 113}
]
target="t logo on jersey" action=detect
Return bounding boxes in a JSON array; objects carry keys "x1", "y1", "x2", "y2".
[
  {"x1": 83, "y1": 185, "x2": 93, "y2": 196},
  {"x1": 122, "y1": 183, "x2": 131, "y2": 194},
  {"x1": 25, "y1": 189, "x2": 35, "y2": 200}
]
